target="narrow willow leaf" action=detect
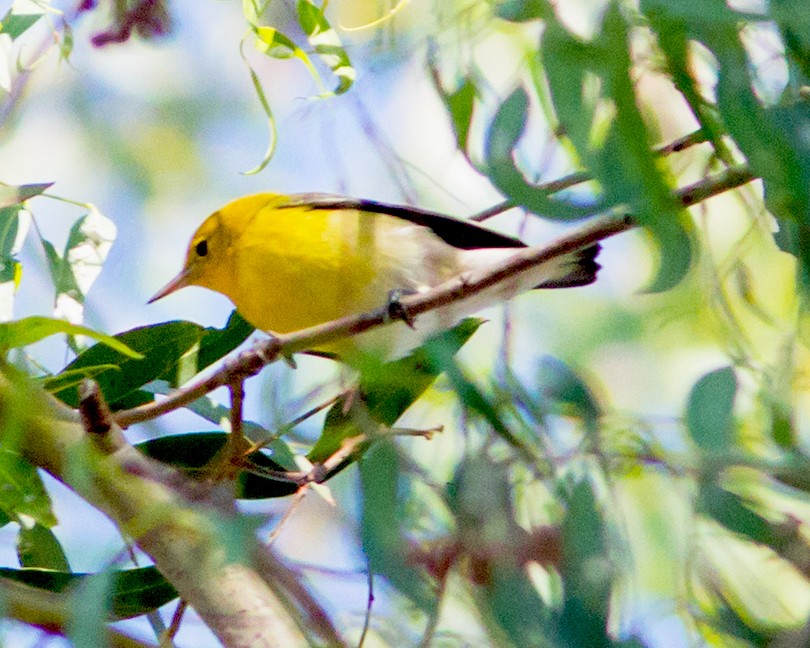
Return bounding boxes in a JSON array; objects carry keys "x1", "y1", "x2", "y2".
[
  {"x1": 240, "y1": 39, "x2": 278, "y2": 175},
  {"x1": 0, "y1": 182, "x2": 52, "y2": 208},
  {"x1": 0, "y1": 448, "x2": 57, "y2": 528},
  {"x1": 297, "y1": 0, "x2": 355, "y2": 95},
  {"x1": 17, "y1": 523, "x2": 70, "y2": 571},
  {"x1": 0, "y1": 316, "x2": 142, "y2": 358},
  {"x1": 484, "y1": 88, "x2": 596, "y2": 220},
  {"x1": 0, "y1": 566, "x2": 178, "y2": 620},
  {"x1": 360, "y1": 441, "x2": 433, "y2": 610},
  {"x1": 136, "y1": 432, "x2": 299, "y2": 499},
  {"x1": 686, "y1": 367, "x2": 737, "y2": 451}
]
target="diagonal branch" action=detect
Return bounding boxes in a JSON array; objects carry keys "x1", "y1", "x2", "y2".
[{"x1": 114, "y1": 164, "x2": 756, "y2": 429}]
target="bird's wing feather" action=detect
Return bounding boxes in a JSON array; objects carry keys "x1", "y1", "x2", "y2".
[{"x1": 282, "y1": 193, "x2": 527, "y2": 250}]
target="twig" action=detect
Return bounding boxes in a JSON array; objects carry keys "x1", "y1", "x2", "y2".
[
  {"x1": 358, "y1": 571, "x2": 374, "y2": 648},
  {"x1": 160, "y1": 600, "x2": 186, "y2": 647},
  {"x1": 469, "y1": 127, "x2": 710, "y2": 222},
  {"x1": 79, "y1": 379, "x2": 126, "y2": 455},
  {"x1": 114, "y1": 162, "x2": 755, "y2": 430}
]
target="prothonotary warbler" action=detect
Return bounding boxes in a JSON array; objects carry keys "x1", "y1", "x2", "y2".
[{"x1": 149, "y1": 193, "x2": 600, "y2": 360}]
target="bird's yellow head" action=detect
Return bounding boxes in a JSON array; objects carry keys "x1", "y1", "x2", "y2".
[{"x1": 149, "y1": 194, "x2": 283, "y2": 304}]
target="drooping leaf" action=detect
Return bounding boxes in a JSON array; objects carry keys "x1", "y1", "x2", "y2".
[
  {"x1": 135, "y1": 432, "x2": 299, "y2": 499},
  {"x1": 360, "y1": 440, "x2": 433, "y2": 610},
  {"x1": 559, "y1": 479, "x2": 613, "y2": 646},
  {"x1": 0, "y1": 566, "x2": 178, "y2": 621},
  {"x1": 697, "y1": 482, "x2": 784, "y2": 551},
  {"x1": 0, "y1": 317, "x2": 142, "y2": 359},
  {"x1": 541, "y1": 9, "x2": 692, "y2": 290},
  {"x1": 17, "y1": 523, "x2": 70, "y2": 572},
  {"x1": 240, "y1": 39, "x2": 278, "y2": 175},
  {"x1": 484, "y1": 87, "x2": 597, "y2": 220},
  {"x1": 686, "y1": 367, "x2": 737, "y2": 451}
]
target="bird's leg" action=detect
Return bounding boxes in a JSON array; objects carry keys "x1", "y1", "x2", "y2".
[{"x1": 385, "y1": 288, "x2": 418, "y2": 329}]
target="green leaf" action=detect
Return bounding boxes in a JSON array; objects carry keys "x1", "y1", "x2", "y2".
[
  {"x1": 0, "y1": 10, "x2": 42, "y2": 39},
  {"x1": 240, "y1": 39, "x2": 278, "y2": 175},
  {"x1": 484, "y1": 87, "x2": 597, "y2": 220},
  {"x1": 0, "y1": 448, "x2": 57, "y2": 528},
  {"x1": 308, "y1": 318, "x2": 482, "y2": 465},
  {"x1": 53, "y1": 314, "x2": 253, "y2": 410},
  {"x1": 360, "y1": 440, "x2": 433, "y2": 610},
  {"x1": 686, "y1": 367, "x2": 737, "y2": 451},
  {"x1": 0, "y1": 316, "x2": 142, "y2": 358},
  {"x1": 0, "y1": 566, "x2": 178, "y2": 620},
  {"x1": 135, "y1": 432, "x2": 299, "y2": 499},
  {"x1": 542, "y1": 9, "x2": 692, "y2": 290},
  {"x1": 697, "y1": 483, "x2": 784, "y2": 550},
  {"x1": 559, "y1": 479, "x2": 613, "y2": 644},
  {"x1": 0, "y1": 182, "x2": 52, "y2": 208},
  {"x1": 537, "y1": 356, "x2": 601, "y2": 429},
  {"x1": 441, "y1": 78, "x2": 476, "y2": 154},
  {"x1": 296, "y1": 0, "x2": 355, "y2": 95},
  {"x1": 17, "y1": 524, "x2": 70, "y2": 571},
  {"x1": 491, "y1": 0, "x2": 550, "y2": 22}
]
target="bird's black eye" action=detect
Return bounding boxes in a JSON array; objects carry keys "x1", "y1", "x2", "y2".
[{"x1": 195, "y1": 240, "x2": 208, "y2": 257}]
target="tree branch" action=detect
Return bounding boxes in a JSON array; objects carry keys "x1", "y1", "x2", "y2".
[{"x1": 0, "y1": 372, "x2": 345, "y2": 647}]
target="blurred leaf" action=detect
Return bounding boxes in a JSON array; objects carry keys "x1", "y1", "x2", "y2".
[
  {"x1": 491, "y1": 0, "x2": 550, "y2": 22},
  {"x1": 68, "y1": 571, "x2": 112, "y2": 648},
  {"x1": 309, "y1": 318, "x2": 482, "y2": 465},
  {"x1": 772, "y1": 0, "x2": 810, "y2": 81},
  {"x1": 432, "y1": 75, "x2": 477, "y2": 155},
  {"x1": 686, "y1": 367, "x2": 737, "y2": 451},
  {"x1": 240, "y1": 39, "x2": 278, "y2": 175},
  {"x1": 0, "y1": 207, "x2": 27, "y2": 294},
  {"x1": 0, "y1": 448, "x2": 56, "y2": 528},
  {"x1": 0, "y1": 566, "x2": 177, "y2": 621},
  {"x1": 542, "y1": 8, "x2": 692, "y2": 290},
  {"x1": 297, "y1": 0, "x2": 355, "y2": 95},
  {"x1": 53, "y1": 313, "x2": 252, "y2": 410},
  {"x1": 697, "y1": 483, "x2": 783, "y2": 550},
  {"x1": 537, "y1": 356, "x2": 601, "y2": 431},
  {"x1": 559, "y1": 479, "x2": 613, "y2": 645},
  {"x1": 0, "y1": 317, "x2": 142, "y2": 359},
  {"x1": 59, "y1": 21, "x2": 74, "y2": 61},
  {"x1": 135, "y1": 432, "x2": 299, "y2": 499},
  {"x1": 0, "y1": 182, "x2": 52, "y2": 208},
  {"x1": 485, "y1": 87, "x2": 597, "y2": 220},
  {"x1": 360, "y1": 440, "x2": 433, "y2": 610},
  {"x1": 17, "y1": 524, "x2": 70, "y2": 571},
  {"x1": 0, "y1": 11, "x2": 43, "y2": 40}
]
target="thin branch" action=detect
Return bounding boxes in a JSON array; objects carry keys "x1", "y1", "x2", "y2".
[
  {"x1": 358, "y1": 571, "x2": 374, "y2": 648},
  {"x1": 114, "y1": 162, "x2": 756, "y2": 430},
  {"x1": 470, "y1": 127, "x2": 711, "y2": 222}
]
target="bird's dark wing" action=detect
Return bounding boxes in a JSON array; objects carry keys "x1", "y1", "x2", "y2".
[{"x1": 284, "y1": 193, "x2": 526, "y2": 250}]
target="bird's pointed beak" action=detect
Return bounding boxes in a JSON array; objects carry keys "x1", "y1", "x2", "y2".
[{"x1": 148, "y1": 267, "x2": 191, "y2": 304}]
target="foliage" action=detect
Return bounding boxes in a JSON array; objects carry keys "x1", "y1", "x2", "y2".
[{"x1": 0, "y1": 0, "x2": 809, "y2": 646}]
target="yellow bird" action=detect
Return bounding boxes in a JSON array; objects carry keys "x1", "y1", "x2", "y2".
[{"x1": 149, "y1": 193, "x2": 600, "y2": 359}]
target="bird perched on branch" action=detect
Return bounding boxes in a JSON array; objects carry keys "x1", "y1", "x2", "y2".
[{"x1": 149, "y1": 193, "x2": 600, "y2": 360}]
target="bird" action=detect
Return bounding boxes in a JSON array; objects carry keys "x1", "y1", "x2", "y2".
[{"x1": 149, "y1": 193, "x2": 601, "y2": 361}]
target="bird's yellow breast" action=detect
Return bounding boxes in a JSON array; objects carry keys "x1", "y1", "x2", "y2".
[{"x1": 203, "y1": 197, "x2": 458, "y2": 336}]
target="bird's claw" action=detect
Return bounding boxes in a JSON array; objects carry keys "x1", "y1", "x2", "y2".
[{"x1": 385, "y1": 288, "x2": 416, "y2": 329}]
